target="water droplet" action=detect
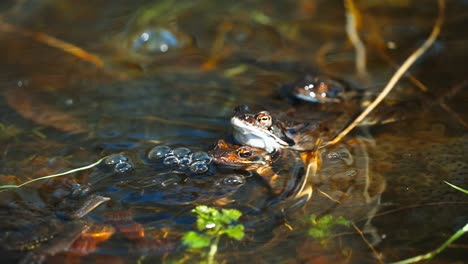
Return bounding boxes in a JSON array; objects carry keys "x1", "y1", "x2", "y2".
[
  {"x1": 148, "y1": 145, "x2": 172, "y2": 160},
  {"x1": 189, "y1": 161, "x2": 209, "y2": 174}
]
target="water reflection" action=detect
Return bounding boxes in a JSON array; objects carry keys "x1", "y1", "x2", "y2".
[{"x1": 0, "y1": 1, "x2": 466, "y2": 263}]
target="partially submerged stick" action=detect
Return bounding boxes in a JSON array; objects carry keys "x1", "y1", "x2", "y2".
[{"x1": 322, "y1": 0, "x2": 446, "y2": 148}]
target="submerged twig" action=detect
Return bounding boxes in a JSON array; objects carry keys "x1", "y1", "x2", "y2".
[
  {"x1": 352, "y1": 222, "x2": 384, "y2": 264},
  {"x1": 365, "y1": 201, "x2": 468, "y2": 222},
  {"x1": 0, "y1": 19, "x2": 104, "y2": 68},
  {"x1": 438, "y1": 80, "x2": 468, "y2": 129},
  {"x1": 344, "y1": 0, "x2": 369, "y2": 80},
  {"x1": 322, "y1": 0, "x2": 446, "y2": 148},
  {"x1": 0, "y1": 156, "x2": 108, "y2": 191}
]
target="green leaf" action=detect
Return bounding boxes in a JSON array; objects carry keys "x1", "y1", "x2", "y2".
[
  {"x1": 316, "y1": 215, "x2": 333, "y2": 227},
  {"x1": 309, "y1": 214, "x2": 318, "y2": 224},
  {"x1": 223, "y1": 225, "x2": 245, "y2": 241},
  {"x1": 182, "y1": 231, "x2": 211, "y2": 249},
  {"x1": 196, "y1": 217, "x2": 217, "y2": 232},
  {"x1": 308, "y1": 227, "x2": 327, "y2": 239},
  {"x1": 335, "y1": 216, "x2": 350, "y2": 227},
  {"x1": 307, "y1": 214, "x2": 351, "y2": 240},
  {"x1": 194, "y1": 205, "x2": 220, "y2": 231},
  {"x1": 221, "y1": 208, "x2": 242, "y2": 221}
]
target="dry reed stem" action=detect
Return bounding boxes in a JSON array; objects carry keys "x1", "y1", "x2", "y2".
[
  {"x1": 321, "y1": 0, "x2": 446, "y2": 148},
  {"x1": 344, "y1": 0, "x2": 369, "y2": 80}
]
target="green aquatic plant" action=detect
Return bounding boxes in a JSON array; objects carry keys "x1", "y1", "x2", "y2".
[
  {"x1": 0, "y1": 156, "x2": 109, "y2": 190},
  {"x1": 182, "y1": 205, "x2": 244, "y2": 264},
  {"x1": 307, "y1": 214, "x2": 350, "y2": 244},
  {"x1": 390, "y1": 223, "x2": 468, "y2": 264},
  {"x1": 444, "y1": 181, "x2": 468, "y2": 194},
  {"x1": 390, "y1": 179, "x2": 467, "y2": 264}
]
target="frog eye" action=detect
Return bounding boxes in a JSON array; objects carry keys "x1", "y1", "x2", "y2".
[
  {"x1": 237, "y1": 147, "x2": 253, "y2": 158},
  {"x1": 255, "y1": 111, "x2": 272, "y2": 127}
]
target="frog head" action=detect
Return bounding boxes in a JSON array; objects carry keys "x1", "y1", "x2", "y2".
[
  {"x1": 286, "y1": 74, "x2": 356, "y2": 104},
  {"x1": 230, "y1": 105, "x2": 324, "y2": 152},
  {"x1": 211, "y1": 139, "x2": 272, "y2": 170}
]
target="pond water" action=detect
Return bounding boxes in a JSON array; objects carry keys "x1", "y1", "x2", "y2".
[{"x1": 0, "y1": 1, "x2": 466, "y2": 263}]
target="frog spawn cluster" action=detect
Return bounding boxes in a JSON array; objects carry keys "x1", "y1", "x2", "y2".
[
  {"x1": 101, "y1": 146, "x2": 214, "y2": 176},
  {"x1": 144, "y1": 146, "x2": 249, "y2": 186},
  {"x1": 147, "y1": 146, "x2": 213, "y2": 174},
  {"x1": 104, "y1": 153, "x2": 133, "y2": 173},
  {"x1": 100, "y1": 143, "x2": 251, "y2": 190}
]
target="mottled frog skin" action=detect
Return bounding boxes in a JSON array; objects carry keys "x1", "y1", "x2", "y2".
[
  {"x1": 230, "y1": 105, "x2": 330, "y2": 153},
  {"x1": 211, "y1": 139, "x2": 310, "y2": 199},
  {"x1": 211, "y1": 139, "x2": 273, "y2": 169}
]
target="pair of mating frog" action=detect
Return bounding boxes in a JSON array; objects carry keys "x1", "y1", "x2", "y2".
[
  {"x1": 212, "y1": 73, "x2": 387, "y2": 245},
  {"x1": 211, "y1": 73, "x2": 368, "y2": 202}
]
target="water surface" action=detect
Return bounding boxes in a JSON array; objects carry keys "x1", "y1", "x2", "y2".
[{"x1": 0, "y1": 1, "x2": 466, "y2": 263}]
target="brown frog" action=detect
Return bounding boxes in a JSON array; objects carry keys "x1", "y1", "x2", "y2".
[
  {"x1": 230, "y1": 105, "x2": 332, "y2": 153},
  {"x1": 210, "y1": 139, "x2": 312, "y2": 201},
  {"x1": 285, "y1": 74, "x2": 360, "y2": 104}
]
